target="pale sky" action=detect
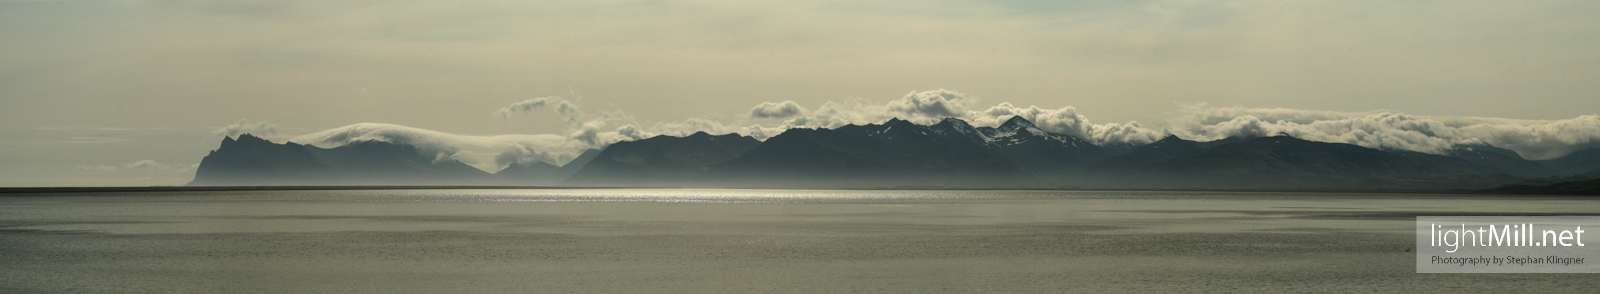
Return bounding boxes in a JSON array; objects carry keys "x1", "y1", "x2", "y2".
[{"x1": 3, "y1": 0, "x2": 1599, "y2": 186}]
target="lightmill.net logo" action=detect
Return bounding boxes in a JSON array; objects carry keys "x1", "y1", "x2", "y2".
[{"x1": 1416, "y1": 217, "x2": 1596, "y2": 273}]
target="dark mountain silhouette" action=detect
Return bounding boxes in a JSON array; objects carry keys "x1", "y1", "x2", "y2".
[
  {"x1": 1538, "y1": 148, "x2": 1600, "y2": 176},
  {"x1": 708, "y1": 118, "x2": 1039, "y2": 188},
  {"x1": 190, "y1": 118, "x2": 1575, "y2": 190},
  {"x1": 303, "y1": 140, "x2": 490, "y2": 185},
  {"x1": 189, "y1": 134, "x2": 340, "y2": 185},
  {"x1": 970, "y1": 116, "x2": 1108, "y2": 179},
  {"x1": 925, "y1": 118, "x2": 991, "y2": 146},
  {"x1": 191, "y1": 134, "x2": 487, "y2": 186},
  {"x1": 922, "y1": 116, "x2": 1107, "y2": 180},
  {"x1": 1076, "y1": 135, "x2": 1263, "y2": 182},
  {"x1": 1083, "y1": 135, "x2": 1202, "y2": 173},
  {"x1": 1077, "y1": 136, "x2": 1529, "y2": 189},
  {"x1": 493, "y1": 161, "x2": 561, "y2": 184},
  {"x1": 1097, "y1": 142, "x2": 1143, "y2": 157},
  {"x1": 1398, "y1": 144, "x2": 1561, "y2": 178},
  {"x1": 1194, "y1": 136, "x2": 1246, "y2": 149},
  {"x1": 554, "y1": 148, "x2": 603, "y2": 180},
  {"x1": 562, "y1": 132, "x2": 760, "y2": 187},
  {"x1": 1483, "y1": 177, "x2": 1600, "y2": 195},
  {"x1": 493, "y1": 149, "x2": 602, "y2": 185}
]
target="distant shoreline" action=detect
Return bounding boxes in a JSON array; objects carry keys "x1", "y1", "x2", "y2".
[{"x1": 0, "y1": 185, "x2": 1505, "y2": 195}]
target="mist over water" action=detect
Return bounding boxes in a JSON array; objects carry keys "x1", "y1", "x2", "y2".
[{"x1": 3, "y1": 189, "x2": 1597, "y2": 293}]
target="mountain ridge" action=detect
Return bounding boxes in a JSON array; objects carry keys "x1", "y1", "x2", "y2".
[
  {"x1": 562, "y1": 132, "x2": 760, "y2": 187},
  {"x1": 708, "y1": 118, "x2": 1040, "y2": 188},
  {"x1": 188, "y1": 117, "x2": 1588, "y2": 190}
]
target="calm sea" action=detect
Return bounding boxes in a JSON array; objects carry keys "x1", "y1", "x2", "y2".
[{"x1": 2, "y1": 189, "x2": 1596, "y2": 293}]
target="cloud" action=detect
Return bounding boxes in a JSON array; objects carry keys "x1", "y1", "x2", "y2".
[
  {"x1": 291, "y1": 123, "x2": 571, "y2": 172},
  {"x1": 651, "y1": 118, "x2": 737, "y2": 137},
  {"x1": 1163, "y1": 105, "x2": 1600, "y2": 160},
  {"x1": 748, "y1": 100, "x2": 806, "y2": 119},
  {"x1": 886, "y1": 89, "x2": 974, "y2": 118},
  {"x1": 494, "y1": 142, "x2": 574, "y2": 169},
  {"x1": 965, "y1": 102, "x2": 1164, "y2": 146},
  {"x1": 493, "y1": 96, "x2": 581, "y2": 123},
  {"x1": 299, "y1": 89, "x2": 1600, "y2": 172},
  {"x1": 744, "y1": 124, "x2": 785, "y2": 141},
  {"x1": 741, "y1": 90, "x2": 1600, "y2": 157},
  {"x1": 567, "y1": 120, "x2": 606, "y2": 148},
  {"x1": 758, "y1": 89, "x2": 1164, "y2": 146},
  {"x1": 789, "y1": 95, "x2": 1600, "y2": 159},
  {"x1": 291, "y1": 120, "x2": 698, "y2": 173},
  {"x1": 355, "y1": 93, "x2": 778, "y2": 170},
  {"x1": 1457, "y1": 115, "x2": 1600, "y2": 160},
  {"x1": 615, "y1": 124, "x2": 651, "y2": 141},
  {"x1": 213, "y1": 119, "x2": 278, "y2": 137},
  {"x1": 494, "y1": 96, "x2": 638, "y2": 150},
  {"x1": 75, "y1": 160, "x2": 197, "y2": 172},
  {"x1": 123, "y1": 159, "x2": 169, "y2": 170},
  {"x1": 493, "y1": 95, "x2": 754, "y2": 153},
  {"x1": 777, "y1": 99, "x2": 888, "y2": 129}
]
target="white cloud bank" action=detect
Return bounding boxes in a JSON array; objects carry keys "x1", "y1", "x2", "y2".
[
  {"x1": 76, "y1": 160, "x2": 197, "y2": 172},
  {"x1": 764, "y1": 89, "x2": 1164, "y2": 146},
  {"x1": 212, "y1": 119, "x2": 278, "y2": 137},
  {"x1": 488, "y1": 95, "x2": 761, "y2": 166},
  {"x1": 739, "y1": 90, "x2": 1600, "y2": 159},
  {"x1": 1163, "y1": 105, "x2": 1600, "y2": 160},
  {"x1": 285, "y1": 90, "x2": 1598, "y2": 172},
  {"x1": 290, "y1": 123, "x2": 571, "y2": 172}
]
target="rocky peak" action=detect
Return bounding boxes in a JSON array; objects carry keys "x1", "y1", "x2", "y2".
[{"x1": 999, "y1": 116, "x2": 1037, "y2": 130}]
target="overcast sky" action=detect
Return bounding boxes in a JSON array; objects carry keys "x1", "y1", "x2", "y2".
[{"x1": 3, "y1": 0, "x2": 1599, "y2": 186}]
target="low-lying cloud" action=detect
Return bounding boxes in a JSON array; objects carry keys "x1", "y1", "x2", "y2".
[
  {"x1": 491, "y1": 95, "x2": 762, "y2": 165},
  {"x1": 887, "y1": 89, "x2": 972, "y2": 118},
  {"x1": 212, "y1": 119, "x2": 277, "y2": 137},
  {"x1": 1164, "y1": 105, "x2": 1600, "y2": 160},
  {"x1": 764, "y1": 89, "x2": 1164, "y2": 146},
  {"x1": 291, "y1": 89, "x2": 1599, "y2": 171},
  {"x1": 492, "y1": 96, "x2": 644, "y2": 151},
  {"x1": 495, "y1": 142, "x2": 574, "y2": 168},
  {"x1": 741, "y1": 91, "x2": 1600, "y2": 159},
  {"x1": 76, "y1": 159, "x2": 197, "y2": 172},
  {"x1": 966, "y1": 102, "x2": 1163, "y2": 146},
  {"x1": 290, "y1": 123, "x2": 571, "y2": 172}
]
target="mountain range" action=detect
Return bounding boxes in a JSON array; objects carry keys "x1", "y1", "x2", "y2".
[
  {"x1": 708, "y1": 118, "x2": 1039, "y2": 188},
  {"x1": 189, "y1": 117, "x2": 1600, "y2": 190},
  {"x1": 564, "y1": 132, "x2": 760, "y2": 187},
  {"x1": 190, "y1": 134, "x2": 596, "y2": 186}
]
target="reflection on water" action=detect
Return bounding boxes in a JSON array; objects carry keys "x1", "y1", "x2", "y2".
[{"x1": 2, "y1": 189, "x2": 1597, "y2": 293}]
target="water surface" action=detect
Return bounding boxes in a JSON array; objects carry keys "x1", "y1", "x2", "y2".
[{"x1": 2, "y1": 189, "x2": 1595, "y2": 293}]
